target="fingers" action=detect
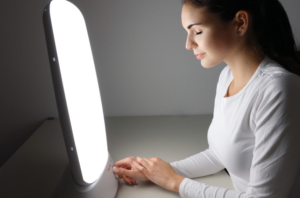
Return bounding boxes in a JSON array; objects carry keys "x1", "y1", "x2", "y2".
[
  {"x1": 113, "y1": 156, "x2": 141, "y2": 185},
  {"x1": 113, "y1": 168, "x2": 137, "y2": 185},
  {"x1": 123, "y1": 175, "x2": 137, "y2": 185},
  {"x1": 133, "y1": 157, "x2": 151, "y2": 177},
  {"x1": 117, "y1": 173, "x2": 136, "y2": 185},
  {"x1": 113, "y1": 167, "x2": 138, "y2": 184},
  {"x1": 114, "y1": 156, "x2": 135, "y2": 169},
  {"x1": 151, "y1": 157, "x2": 160, "y2": 162},
  {"x1": 114, "y1": 167, "x2": 130, "y2": 176},
  {"x1": 136, "y1": 156, "x2": 153, "y2": 169},
  {"x1": 113, "y1": 156, "x2": 156, "y2": 184}
]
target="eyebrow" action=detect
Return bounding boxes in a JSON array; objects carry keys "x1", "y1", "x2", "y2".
[{"x1": 187, "y1": 23, "x2": 202, "y2": 29}]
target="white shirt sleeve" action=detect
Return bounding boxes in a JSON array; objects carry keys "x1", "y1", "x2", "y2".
[
  {"x1": 170, "y1": 148, "x2": 225, "y2": 178},
  {"x1": 174, "y1": 74, "x2": 300, "y2": 198},
  {"x1": 179, "y1": 179, "x2": 245, "y2": 198},
  {"x1": 244, "y1": 76, "x2": 300, "y2": 197}
]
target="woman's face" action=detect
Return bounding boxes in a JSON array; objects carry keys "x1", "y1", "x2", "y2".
[{"x1": 181, "y1": 3, "x2": 237, "y2": 68}]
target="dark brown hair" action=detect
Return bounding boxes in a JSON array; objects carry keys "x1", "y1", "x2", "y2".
[{"x1": 182, "y1": 0, "x2": 300, "y2": 76}]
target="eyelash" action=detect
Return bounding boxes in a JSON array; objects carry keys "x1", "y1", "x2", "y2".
[{"x1": 196, "y1": 31, "x2": 202, "y2": 35}]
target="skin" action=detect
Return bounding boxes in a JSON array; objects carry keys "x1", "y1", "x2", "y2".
[
  {"x1": 113, "y1": 2, "x2": 266, "y2": 193},
  {"x1": 114, "y1": 156, "x2": 147, "y2": 184}
]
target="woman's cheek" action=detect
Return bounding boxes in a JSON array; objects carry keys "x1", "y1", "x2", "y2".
[{"x1": 199, "y1": 35, "x2": 212, "y2": 52}]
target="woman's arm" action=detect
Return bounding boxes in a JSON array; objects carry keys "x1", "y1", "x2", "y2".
[
  {"x1": 170, "y1": 148, "x2": 225, "y2": 178},
  {"x1": 242, "y1": 76, "x2": 300, "y2": 197},
  {"x1": 134, "y1": 75, "x2": 300, "y2": 198}
]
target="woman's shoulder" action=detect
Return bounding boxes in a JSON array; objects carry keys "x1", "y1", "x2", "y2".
[
  {"x1": 252, "y1": 61, "x2": 300, "y2": 123},
  {"x1": 257, "y1": 59, "x2": 300, "y2": 94}
]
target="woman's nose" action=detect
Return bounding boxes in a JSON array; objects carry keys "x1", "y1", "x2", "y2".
[{"x1": 186, "y1": 38, "x2": 197, "y2": 50}]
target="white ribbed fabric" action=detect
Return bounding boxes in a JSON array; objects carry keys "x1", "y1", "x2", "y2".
[{"x1": 170, "y1": 55, "x2": 300, "y2": 198}]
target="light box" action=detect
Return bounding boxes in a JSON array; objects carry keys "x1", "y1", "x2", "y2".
[{"x1": 43, "y1": 0, "x2": 118, "y2": 197}]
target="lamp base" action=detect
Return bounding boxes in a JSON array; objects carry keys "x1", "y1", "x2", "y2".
[{"x1": 52, "y1": 153, "x2": 118, "y2": 198}]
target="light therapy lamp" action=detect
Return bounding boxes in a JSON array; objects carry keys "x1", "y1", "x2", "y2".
[{"x1": 43, "y1": 0, "x2": 118, "y2": 197}]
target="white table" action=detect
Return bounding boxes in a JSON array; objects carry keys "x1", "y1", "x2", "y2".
[{"x1": 0, "y1": 115, "x2": 234, "y2": 198}]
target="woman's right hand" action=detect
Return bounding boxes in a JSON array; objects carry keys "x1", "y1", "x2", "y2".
[{"x1": 113, "y1": 156, "x2": 148, "y2": 184}]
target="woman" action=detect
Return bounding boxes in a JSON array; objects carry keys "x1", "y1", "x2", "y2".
[{"x1": 113, "y1": 0, "x2": 300, "y2": 197}]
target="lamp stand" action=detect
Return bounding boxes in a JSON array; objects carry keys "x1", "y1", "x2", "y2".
[{"x1": 52, "y1": 153, "x2": 118, "y2": 198}]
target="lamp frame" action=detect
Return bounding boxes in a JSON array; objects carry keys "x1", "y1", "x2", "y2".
[{"x1": 43, "y1": 1, "x2": 117, "y2": 192}]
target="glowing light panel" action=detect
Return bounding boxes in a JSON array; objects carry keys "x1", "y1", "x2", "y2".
[{"x1": 50, "y1": 0, "x2": 108, "y2": 184}]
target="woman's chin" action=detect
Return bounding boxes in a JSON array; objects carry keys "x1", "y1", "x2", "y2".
[
  {"x1": 200, "y1": 58, "x2": 221, "y2": 69},
  {"x1": 201, "y1": 62, "x2": 213, "y2": 69}
]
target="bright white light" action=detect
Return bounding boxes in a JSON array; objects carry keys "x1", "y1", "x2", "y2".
[{"x1": 50, "y1": 0, "x2": 108, "y2": 184}]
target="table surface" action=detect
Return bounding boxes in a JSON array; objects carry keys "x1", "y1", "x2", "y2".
[{"x1": 0, "y1": 115, "x2": 234, "y2": 198}]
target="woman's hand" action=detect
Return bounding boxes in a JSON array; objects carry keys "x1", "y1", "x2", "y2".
[
  {"x1": 113, "y1": 157, "x2": 148, "y2": 184},
  {"x1": 132, "y1": 157, "x2": 185, "y2": 192}
]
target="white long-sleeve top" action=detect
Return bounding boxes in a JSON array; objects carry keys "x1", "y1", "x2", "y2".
[{"x1": 170, "y1": 55, "x2": 300, "y2": 198}]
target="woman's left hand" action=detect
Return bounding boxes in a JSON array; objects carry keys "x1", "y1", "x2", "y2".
[{"x1": 132, "y1": 156, "x2": 185, "y2": 192}]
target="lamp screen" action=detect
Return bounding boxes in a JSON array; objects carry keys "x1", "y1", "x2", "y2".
[{"x1": 48, "y1": 0, "x2": 108, "y2": 184}]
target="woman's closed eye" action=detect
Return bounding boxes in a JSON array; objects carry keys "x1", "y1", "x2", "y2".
[{"x1": 196, "y1": 31, "x2": 202, "y2": 35}]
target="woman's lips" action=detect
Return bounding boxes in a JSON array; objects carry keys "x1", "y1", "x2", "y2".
[{"x1": 196, "y1": 53, "x2": 205, "y2": 59}]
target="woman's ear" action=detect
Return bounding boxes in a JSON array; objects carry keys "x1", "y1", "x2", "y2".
[{"x1": 234, "y1": 10, "x2": 250, "y2": 36}]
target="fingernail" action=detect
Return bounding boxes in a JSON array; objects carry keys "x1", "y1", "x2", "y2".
[{"x1": 114, "y1": 168, "x2": 119, "y2": 173}]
